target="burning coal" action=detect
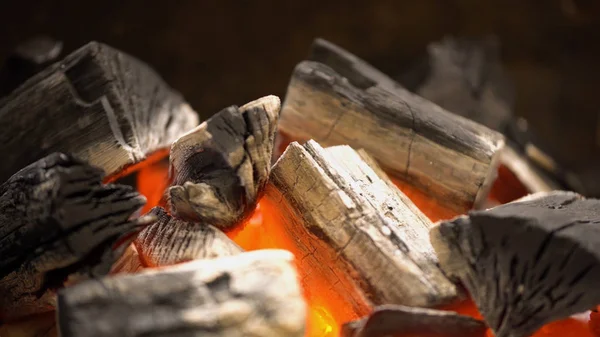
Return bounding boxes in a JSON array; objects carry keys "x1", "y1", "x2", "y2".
[{"x1": 0, "y1": 37, "x2": 598, "y2": 337}]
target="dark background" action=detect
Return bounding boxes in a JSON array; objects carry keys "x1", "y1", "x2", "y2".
[{"x1": 1, "y1": 0, "x2": 600, "y2": 168}]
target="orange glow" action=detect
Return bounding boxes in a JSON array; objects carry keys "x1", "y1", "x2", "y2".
[
  {"x1": 103, "y1": 148, "x2": 170, "y2": 183},
  {"x1": 228, "y1": 197, "x2": 356, "y2": 337},
  {"x1": 443, "y1": 299, "x2": 594, "y2": 337},
  {"x1": 488, "y1": 164, "x2": 529, "y2": 204},
  {"x1": 589, "y1": 308, "x2": 600, "y2": 336},
  {"x1": 390, "y1": 177, "x2": 460, "y2": 222},
  {"x1": 136, "y1": 158, "x2": 170, "y2": 214},
  {"x1": 123, "y1": 140, "x2": 591, "y2": 337}
]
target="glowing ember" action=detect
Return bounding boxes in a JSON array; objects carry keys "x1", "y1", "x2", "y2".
[
  {"x1": 136, "y1": 158, "x2": 170, "y2": 214},
  {"x1": 104, "y1": 148, "x2": 170, "y2": 184},
  {"x1": 488, "y1": 164, "x2": 530, "y2": 205},
  {"x1": 128, "y1": 148, "x2": 592, "y2": 337},
  {"x1": 590, "y1": 308, "x2": 600, "y2": 337},
  {"x1": 442, "y1": 300, "x2": 594, "y2": 337},
  {"x1": 227, "y1": 198, "x2": 348, "y2": 337},
  {"x1": 390, "y1": 177, "x2": 460, "y2": 222}
]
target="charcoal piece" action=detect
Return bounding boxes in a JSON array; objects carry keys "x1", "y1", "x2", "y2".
[
  {"x1": 0, "y1": 41, "x2": 198, "y2": 183},
  {"x1": 0, "y1": 153, "x2": 152, "y2": 321},
  {"x1": 168, "y1": 95, "x2": 280, "y2": 229},
  {"x1": 134, "y1": 206, "x2": 242, "y2": 267},
  {"x1": 341, "y1": 304, "x2": 487, "y2": 337},
  {"x1": 279, "y1": 57, "x2": 504, "y2": 213},
  {"x1": 57, "y1": 250, "x2": 306, "y2": 337},
  {"x1": 431, "y1": 191, "x2": 600, "y2": 337},
  {"x1": 265, "y1": 140, "x2": 461, "y2": 317}
]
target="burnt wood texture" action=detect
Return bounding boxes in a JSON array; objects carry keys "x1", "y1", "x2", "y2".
[
  {"x1": 341, "y1": 304, "x2": 487, "y2": 337},
  {"x1": 57, "y1": 250, "x2": 306, "y2": 337},
  {"x1": 279, "y1": 39, "x2": 505, "y2": 213},
  {"x1": 431, "y1": 191, "x2": 600, "y2": 337},
  {"x1": 265, "y1": 140, "x2": 460, "y2": 319},
  {"x1": 168, "y1": 95, "x2": 280, "y2": 229},
  {"x1": 0, "y1": 153, "x2": 152, "y2": 321},
  {"x1": 134, "y1": 206, "x2": 243, "y2": 267},
  {"x1": 0, "y1": 41, "x2": 198, "y2": 183}
]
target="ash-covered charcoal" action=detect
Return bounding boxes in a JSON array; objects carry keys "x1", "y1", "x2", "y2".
[
  {"x1": 266, "y1": 141, "x2": 460, "y2": 316},
  {"x1": 0, "y1": 153, "x2": 153, "y2": 321},
  {"x1": 280, "y1": 43, "x2": 505, "y2": 213},
  {"x1": 0, "y1": 41, "x2": 198, "y2": 183},
  {"x1": 431, "y1": 191, "x2": 600, "y2": 337},
  {"x1": 57, "y1": 249, "x2": 307, "y2": 337},
  {"x1": 135, "y1": 206, "x2": 242, "y2": 267},
  {"x1": 168, "y1": 95, "x2": 280, "y2": 229},
  {"x1": 341, "y1": 304, "x2": 487, "y2": 337},
  {"x1": 0, "y1": 36, "x2": 63, "y2": 98},
  {"x1": 399, "y1": 36, "x2": 515, "y2": 132}
]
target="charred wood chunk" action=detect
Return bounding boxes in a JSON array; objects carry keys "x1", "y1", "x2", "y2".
[
  {"x1": 0, "y1": 41, "x2": 199, "y2": 183},
  {"x1": 134, "y1": 206, "x2": 243, "y2": 267},
  {"x1": 57, "y1": 249, "x2": 307, "y2": 337},
  {"x1": 309, "y1": 38, "x2": 404, "y2": 93},
  {"x1": 399, "y1": 36, "x2": 515, "y2": 132},
  {"x1": 430, "y1": 191, "x2": 600, "y2": 337},
  {"x1": 0, "y1": 153, "x2": 152, "y2": 321},
  {"x1": 266, "y1": 140, "x2": 460, "y2": 318},
  {"x1": 168, "y1": 95, "x2": 280, "y2": 229},
  {"x1": 341, "y1": 304, "x2": 487, "y2": 337},
  {"x1": 279, "y1": 58, "x2": 504, "y2": 213},
  {"x1": 0, "y1": 36, "x2": 63, "y2": 98}
]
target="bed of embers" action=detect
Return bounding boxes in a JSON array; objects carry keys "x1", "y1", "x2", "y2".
[{"x1": 0, "y1": 36, "x2": 599, "y2": 337}]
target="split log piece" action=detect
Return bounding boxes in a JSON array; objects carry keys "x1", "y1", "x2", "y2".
[
  {"x1": 265, "y1": 140, "x2": 460, "y2": 319},
  {"x1": 0, "y1": 41, "x2": 199, "y2": 183},
  {"x1": 398, "y1": 36, "x2": 514, "y2": 132},
  {"x1": 0, "y1": 153, "x2": 153, "y2": 321},
  {"x1": 430, "y1": 191, "x2": 600, "y2": 337},
  {"x1": 279, "y1": 54, "x2": 504, "y2": 213},
  {"x1": 168, "y1": 95, "x2": 280, "y2": 229},
  {"x1": 340, "y1": 304, "x2": 487, "y2": 337},
  {"x1": 134, "y1": 206, "x2": 243, "y2": 267},
  {"x1": 57, "y1": 249, "x2": 307, "y2": 337}
]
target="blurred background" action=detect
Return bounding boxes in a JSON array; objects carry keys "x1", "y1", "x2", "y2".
[{"x1": 1, "y1": 0, "x2": 599, "y2": 186}]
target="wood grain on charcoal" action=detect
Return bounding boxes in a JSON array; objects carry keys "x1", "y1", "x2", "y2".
[
  {"x1": 168, "y1": 95, "x2": 280, "y2": 229},
  {"x1": 57, "y1": 250, "x2": 306, "y2": 337},
  {"x1": 0, "y1": 153, "x2": 152, "y2": 321},
  {"x1": 134, "y1": 206, "x2": 242, "y2": 267},
  {"x1": 341, "y1": 304, "x2": 487, "y2": 337},
  {"x1": 431, "y1": 191, "x2": 600, "y2": 337},
  {"x1": 279, "y1": 56, "x2": 504, "y2": 212},
  {"x1": 266, "y1": 140, "x2": 460, "y2": 319},
  {"x1": 0, "y1": 41, "x2": 198, "y2": 183}
]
